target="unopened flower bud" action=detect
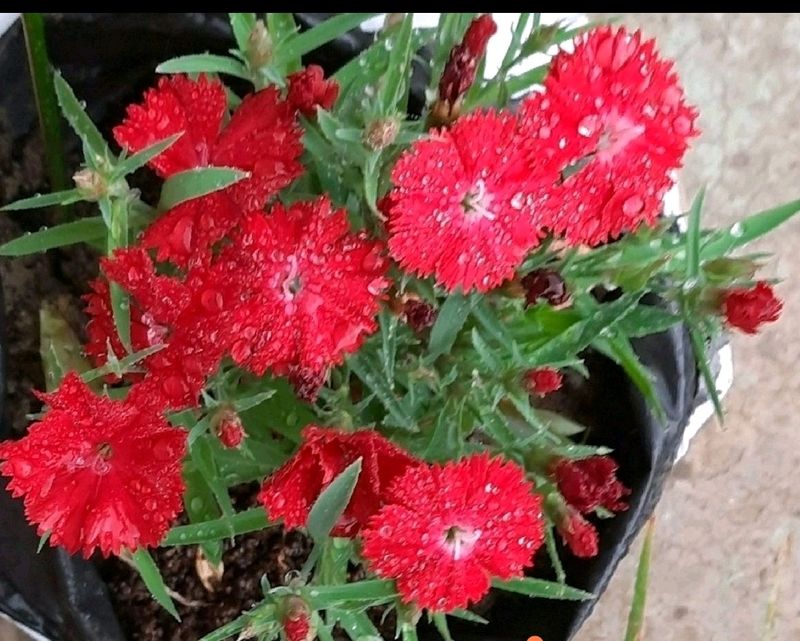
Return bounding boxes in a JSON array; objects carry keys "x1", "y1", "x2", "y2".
[
  {"x1": 280, "y1": 596, "x2": 314, "y2": 641},
  {"x1": 247, "y1": 19, "x2": 272, "y2": 69},
  {"x1": 212, "y1": 406, "x2": 246, "y2": 448},
  {"x1": 523, "y1": 367, "x2": 563, "y2": 397}
]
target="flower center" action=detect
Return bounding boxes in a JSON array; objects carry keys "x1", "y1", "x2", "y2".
[
  {"x1": 96, "y1": 442, "x2": 113, "y2": 460},
  {"x1": 580, "y1": 111, "x2": 645, "y2": 164},
  {"x1": 462, "y1": 180, "x2": 495, "y2": 221},
  {"x1": 281, "y1": 255, "x2": 302, "y2": 300},
  {"x1": 443, "y1": 525, "x2": 481, "y2": 560}
]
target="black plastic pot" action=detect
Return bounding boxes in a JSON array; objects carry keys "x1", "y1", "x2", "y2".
[{"x1": 0, "y1": 13, "x2": 699, "y2": 641}]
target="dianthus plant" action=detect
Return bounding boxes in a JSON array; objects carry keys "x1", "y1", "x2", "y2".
[{"x1": 0, "y1": 13, "x2": 795, "y2": 641}]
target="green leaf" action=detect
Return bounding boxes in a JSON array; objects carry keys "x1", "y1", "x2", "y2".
[
  {"x1": 182, "y1": 466, "x2": 223, "y2": 565},
  {"x1": 335, "y1": 610, "x2": 383, "y2": 639},
  {"x1": 449, "y1": 609, "x2": 488, "y2": 625},
  {"x1": 113, "y1": 133, "x2": 182, "y2": 178},
  {"x1": 348, "y1": 351, "x2": 416, "y2": 431},
  {"x1": 304, "y1": 580, "x2": 398, "y2": 609},
  {"x1": 524, "y1": 294, "x2": 641, "y2": 365},
  {"x1": 36, "y1": 530, "x2": 51, "y2": 554},
  {"x1": 688, "y1": 324, "x2": 723, "y2": 419},
  {"x1": 39, "y1": 301, "x2": 95, "y2": 391},
  {"x1": 492, "y1": 577, "x2": 593, "y2": 601},
  {"x1": 130, "y1": 549, "x2": 180, "y2": 620},
  {"x1": 379, "y1": 13, "x2": 414, "y2": 114},
  {"x1": 615, "y1": 304, "x2": 682, "y2": 338},
  {"x1": 52, "y1": 71, "x2": 111, "y2": 162},
  {"x1": 191, "y1": 436, "x2": 235, "y2": 516},
  {"x1": 307, "y1": 458, "x2": 362, "y2": 543},
  {"x1": 21, "y1": 14, "x2": 70, "y2": 194},
  {"x1": 162, "y1": 507, "x2": 270, "y2": 546},
  {"x1": 423, "y1": 399, "x2": 463, "y2": 462},
  {"x1": 431, "y1": 613, "x2": 453, "y2": 641},
  {"x1": 428, "y1": 292, "x2": 476, "y2": 359},
  {"x1": 316, "y1": 538, "x2": 352, "y2": 585},
  {"x1": 267, "y1": 13, "x2": 299, "y2": 44},
  {"x1": 229, "y1": 13, "x2": 257, "y2": 52},
  {"x1": 156, "y1": 54, "x2": 250, "y2": 80},
  {"x1": 624, "y1": 518, "x2": 656, "y2": 641},
  {"x1": 275, "y1": 13, "x2": 379, "y2": 66},
  {"x1": 685, "y1": 187, "x2": 705, "y2": 280},
  {"x1": 1, "y1": 188, "x2": 82, "y2": 211},
  {"x1": 159, "y1": 167, "x2": 248, "y2": 210},
  {"x1": 81, "y1": 343, "x2": 164, "y2": 383},
  {"x1": 0, "y1": 216, "x2": 106, "y2": 256},
  {"x1": 701, "y1": 197, "x2": 800, "y2": 260}
]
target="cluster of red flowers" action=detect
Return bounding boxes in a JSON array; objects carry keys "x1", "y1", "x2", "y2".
[
  {"x1": 388, "y1": 26, "x2": 699, "y2": 292},
  {"x1": 260, "y1": 428, "x2": 545, "y2": 612},
  {"x1": 0, "y1": 15, "x2": 784, "y2": 623}
]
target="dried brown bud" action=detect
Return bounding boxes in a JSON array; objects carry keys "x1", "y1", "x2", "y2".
[
  {"x1": 73, "y1": 168, "x2": 106, "y2": 201},
  {"x1": 365, "y1": 117, "x2": 400, "y2": 150},
  {"x1": 247, "y1": 19, "x2": 272, "y2": 69}
]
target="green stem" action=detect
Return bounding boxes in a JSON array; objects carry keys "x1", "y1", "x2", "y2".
[
  {"x1": 21, "y1": 14, "x2": 69, "y2": 199},
  {"x1": 624, "y1": 517, "x2": 656, "y2": 641}
]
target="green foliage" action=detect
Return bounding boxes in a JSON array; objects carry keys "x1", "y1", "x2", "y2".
[{"x1": 624, "y1": 518, "x2": 656, "y2": 641}]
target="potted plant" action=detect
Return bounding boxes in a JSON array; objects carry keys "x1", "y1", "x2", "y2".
[{"x1": 0, "y1": 12, "x2": 793, "y2": 641}]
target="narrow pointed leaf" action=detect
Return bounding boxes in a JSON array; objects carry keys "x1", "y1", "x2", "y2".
[
  {"x1": 130, "y1": 549, "x2": 180, "y2": 620},
  {"x1": 2, "y1": 189, "x2": 82, "y2": 211},
  {"x1": 113, "y1": 133, "x2": 182, "y2": 178},
  {"x1": 307, "y1": 458, "x2": 362, "y2": 542},
  {"x1": 229, "y1": 13, "x2": 257, "y2": 51},
  {"x1": 685, "y1": 187, "x2": 705, "y2": 279},
  {"x1": 275, "y1": 13, "x2": 379, "y2": 65},
  {"x1": 53, "y1": 71, "x2": 111, "y2": 161},
  {"x1": 428, "y1": 292, "x2": 475, "y2": 359},
  {"x1": 156, "y1": 54, "x2": 250, "y2": 80},
  {"x1": 158, "y1": 167, "x2": 247, "y2": 210},
  {"x1": 701, "y1": 198, "x2": 800, "y2": 259},
  {"x1": 0, "y1": 216, "x2": 106, "y2": 256},
  {"x1": 624, "y1": 518, "x2": 656, "y2": 641},
  {"x1": 162, "y1": 507, "x2": 270, "y2": 545},
  {"x1": 491, "y1": 577, "x2": 593, "y2": 601}
]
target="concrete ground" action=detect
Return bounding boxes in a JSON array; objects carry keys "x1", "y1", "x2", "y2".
[
  {"x1": 576, "y1": 13, "x2": 800, "y2": 641},
  {"x1": 2, "y1": 12, "x2": 799, "y2": 641}
]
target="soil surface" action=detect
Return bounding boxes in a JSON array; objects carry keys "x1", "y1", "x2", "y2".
[{"x1": 99, "y1": 485, "x2": 316, "y2": 641}]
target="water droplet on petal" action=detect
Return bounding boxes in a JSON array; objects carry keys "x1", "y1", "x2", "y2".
[{"x1": 622, "y1": 195, "x2": 644, "y2": 216}]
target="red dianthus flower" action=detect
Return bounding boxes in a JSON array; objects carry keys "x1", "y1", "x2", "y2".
[
  {"x1": 361, "y1": 454, "x2": 545, "y2": 612},
  {"x1": 0, "y1": 373, "x2": 185, "y2": 557},
  {"x1": 287, "y1": 64, "x2": 339, "y2": 116},
  {"x1": 259, "y1": 426, "x2": 417, "y2": 537},
  {"x1": 113, "y1": 75, "x2": 303, "y2": 265},
  {"x1": 524, "y1": 367, "x2": 564, "y2": 397},
  {"x1": 387, "y1": 110, "x2": 559, "y2": 292},
  {"x1": 525, "y1": 26, "x2": 699, "y2": 246},
  {"x1": 722, "y1": 281, "x2": 782, "y2": 334},
  {"x1": 213, "y1": 197, "x2": 390, "y2": 381},
  {"x1": 552, "y1": 455, "x2": 630, "y2": 514}
]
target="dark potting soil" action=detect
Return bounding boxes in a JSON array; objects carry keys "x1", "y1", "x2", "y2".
[{"x1": 98, "y1": 484, "x2": 318, "y2": 641}]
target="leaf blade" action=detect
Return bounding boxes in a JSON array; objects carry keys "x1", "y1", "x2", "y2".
[
  {"x1": 158, "y1": 167, "x2": 248, "y2": 210},
  {"x1": 307, "y1": 458, "x2": 362, "y2": 542}
]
